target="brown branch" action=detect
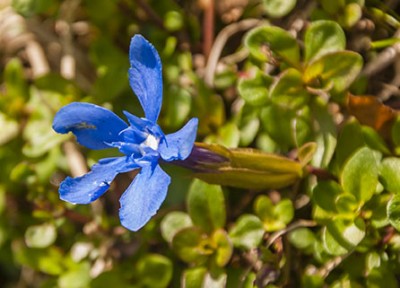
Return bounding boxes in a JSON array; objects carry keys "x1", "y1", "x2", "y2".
[
  {"x1": 306, "y1": 166, "x2": 338, "y2": 181},
  {"x1": 266, "y1": 219, "x2": 317, "y2": 248},
  {"x1": 316, "y1": 253, "x2": 351, "y2": 278},
  {"x1": 25, "y1": 40, "x2": 50, "y2": 78},
  {"x1": 63, "y1": 141, "x2": 88, "y2": 177},
  {"x1": 57, "y1": 0, "x2": 81, "y2": 80},
  {"x1": 26, "y1": 18, "x2": 94, "y2": 92},
  {"x1": 202, "y1": 0, "x2": 215, "y2": 59},
  {"x1": 362, "y1": 28, "x2": 400, "y2": 77},
  {"x1": 378, "y1": 57, "x2": 400, "y2": 100}
]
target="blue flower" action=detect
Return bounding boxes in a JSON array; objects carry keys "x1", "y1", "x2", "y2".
[{"x1": 52, "y1": 35, "x2": 198, "y2": 231}]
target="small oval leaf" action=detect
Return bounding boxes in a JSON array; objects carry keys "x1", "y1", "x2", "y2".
[
  {"x1": 229, "y1": 215, "x2": 264, "y2": 250},
  {"x1": 387, "y1": 194, "x2": 400, "y2": 231},
  {"x1": 304, "y1": 20, "x2": 346, "y2": 62},
  {"x1": 160, "y1": 211, "x2": 193, "y2": 243},
  {"x1": 341, "y1": 147, "x2": 380, "y2": 203},
  {"x1": 25, "y1": 223, "x2": 57, "y2": 248},
  {"x1": 187, "y1": 180, "x2": 226, "y2": 233},
  {"x1": 245, "y1": 25, "x2": 300, "y2": 67}
]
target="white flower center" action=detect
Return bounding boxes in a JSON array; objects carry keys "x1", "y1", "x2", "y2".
[{"x1": 143, "y1": 134, "x2": 159, "y2": 150}]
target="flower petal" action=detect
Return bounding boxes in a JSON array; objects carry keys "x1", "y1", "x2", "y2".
[
  {"x1": 123, "y1": 110, "x2": 165, "y2": 143},
  {"x1": 59, "y1": 157, "x2": 136, "y2": 204},
  {"x1": 119, "y1": 164, "x2": 171, "y2": 231},
  {"x1": 53, "y1": 102, "x2": 128, "y2": 150},
  {"x1": 128, "y1": 35, "x2": 163, "y2": 123},
  {"x1": 159, "y1": 118, "x2": 198, "y2": 161}
]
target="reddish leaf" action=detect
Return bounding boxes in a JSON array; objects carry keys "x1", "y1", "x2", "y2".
[{"x1": 347, "y1": 94, "x2": 397, "y2": 139}]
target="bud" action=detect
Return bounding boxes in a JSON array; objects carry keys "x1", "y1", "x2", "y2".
[{"x1": 176, "y1": 142, "x2": 304, "y2": 189}]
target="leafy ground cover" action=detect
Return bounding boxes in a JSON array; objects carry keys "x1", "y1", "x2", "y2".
[{"x1": 2, "y1": 0, "x2": 400, "y2": 287}]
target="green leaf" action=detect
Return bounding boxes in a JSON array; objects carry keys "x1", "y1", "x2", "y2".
[
  {"x1": 241, "y1": 272, "x2": 257, "y2": 288},
  {"x1": 0, "y1": 113, "x2": 19, "y2": 145},
  {"x1": 361, "y1": 126, "x2": 391, "y2": 155},
  {"x1": 293, "y1": 107, "x2": 314, "y2": 147},
  {"x1": 254, "y1": 195, "x2": 275, "y2": 223},
  {"x1": 238, "y1": 69, "x2": 271, "y2": 106},
  {"x1": 311, "y1": 99, "x2": 337, "y2": 168},
  {"x1": 380, "y1": 158, "x2": 400, "y2": 193},
  {"x1": 304, "y1": 20, "x2": 346, "y2": 62},
  {"x1": 229, "y1": 215, "x2": 264, "y2": 250},
  {"x1": 90, "y1": 37, "x2": 129, "y2": 102},
  {"x1": 3, "y1": 58, "x2": 29, "y2": 104},
  {"x1": 255, "y1": 196, "x2": 294, "y2": 232},
  {"x1": 183, "y1": 267, "x2": 207, "y2": 288},
  {"x1": 172, "y1": 227, "x2": 211, "y2": 264},
  {"x1": 70, "y1": 242, "x2": 92, "y2": 262},
  {"x1": 23, "y1": 120, "x2": 68, "y2": 157},
  {"x1": 366, "y1": 252, "x2": 381, "y2": 273},
  {"x1": 256, "y1": 132, "x2": 278, "y2": 153},
  {"x1": 304, "y1": 51, "x2": 363, "y2": 94},
  {"x1": 269, "y1": 68, "x2": 310, "y2": 109},
  {"x1": 323, "y1": 218, "x2": 366, "y2": 255},
  {"x1": 288, "y1": 228, "x2": 316, "y2": 251},
  {"x1": 297, "y1": 142, "x2": 317, "y2": 166},
  {"x1": 262, "y1": 0, "x2": 297, "y2": 18},
  {"x1": 164, "y1": 10, "x2": 184, "y2": 31},
  {"x1": 336, "y1": 120, "x2": 364, "y2": 169},
  {"x1": 260, "y1": 104, "x2": 313, "y2": 150},
  {"x1": 187, "y1": 180, "x2": 225, "y2": 233},
  {"x1": 301, "y1": 274, "x2": 325, "y2": 288},
  {"x1": 160, "y1": 211, "x2": 193, "y2": 243},
  {"x1": 58, "y1": 262, "x2": 91, "y2": 288},
  {"x1": 312, "y1": 180, "x2": 342, "y2": 213},
  {"x1": 205, "y1": 122, "x2": 241, "y2": 148},
  {"x1": 335, "y1": 193, "x2": 359, "y2": 214},
  {"x1": 194, "y1": 82, "x2": 225, "y2": 135},
  {"x1": 339, "y1": 3, "x2": 362, "y2": 28},
  {"x1": 34, "y1": 73, "x2": 81, "y2": 102},
  {"x1": 214, "y1": 70, "x2": 237, "y2": 89},
  {"x1": 136, "y1": 254, "x2": 173, "y2": 288},
  {"x1": 260, "y1": 105, "x2": 294, "y2": 149},
  {"x1": 368, "y1": 194, "x2": 390, "y2": 228},
  {"x1": 387, "y1": 193, "x2": 400, "y2": 231},
  {"x1": 203, "y1": 272, "x2": 227, "y2": 288},
  {"x1": 275, "y1": 199, "x2": 295, "y2": 224},
  {"x1": 239, "y1": 116, "x2": 260, "y2": 147},
  {"x1": 164, "y1": 85, "x2": 192, "y2": 130},
  {"x1": 391, "y1": 116, "x2": 400, "y2": 152},
  {"x1": 367, "y1": 267, "x2": 398, "y2": 288},
  {"x1": 341, "y1": 147, "x2": 380, "y2": 203},
  {"x1": 22, "y1": 89, "x2": 68, "y2": 157},
  {"x1": 245, "y1": 25, "x2": 300, "y2": 67},
  {"x1": 319, "y1": 0, "x2": 343, "y2": 14},
  {"x1": 91, "y1": 271, "x2": 134, "y2": 288},
  {"x1": 25, "y1": 223, "x2": 57, "y2": 248},
  {"x1": 13, "y1": 241, "x2": 64, "y2": 275},
  {"x1": 331, "y1": 278, "x2": 363, "y2": 288},
  {"x1": 211, "y1": 229, "x2": 233, "y2": 267}
]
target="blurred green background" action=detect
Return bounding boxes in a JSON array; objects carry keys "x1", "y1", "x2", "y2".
[{"x1": 2, "y1": 0, "x2": 400, "y2": 287}]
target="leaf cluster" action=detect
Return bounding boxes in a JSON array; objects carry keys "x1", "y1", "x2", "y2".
[{"x1": 2, "y1": 0, "x2": 400, "y2": 287}]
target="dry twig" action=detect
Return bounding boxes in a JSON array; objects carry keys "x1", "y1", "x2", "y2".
[
  {"x1": 362, "y1": 29, "x2": 400, "y2": 77},
  {"x1": 204, "y1": 18, "x2": 264, "y2": 87}
]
